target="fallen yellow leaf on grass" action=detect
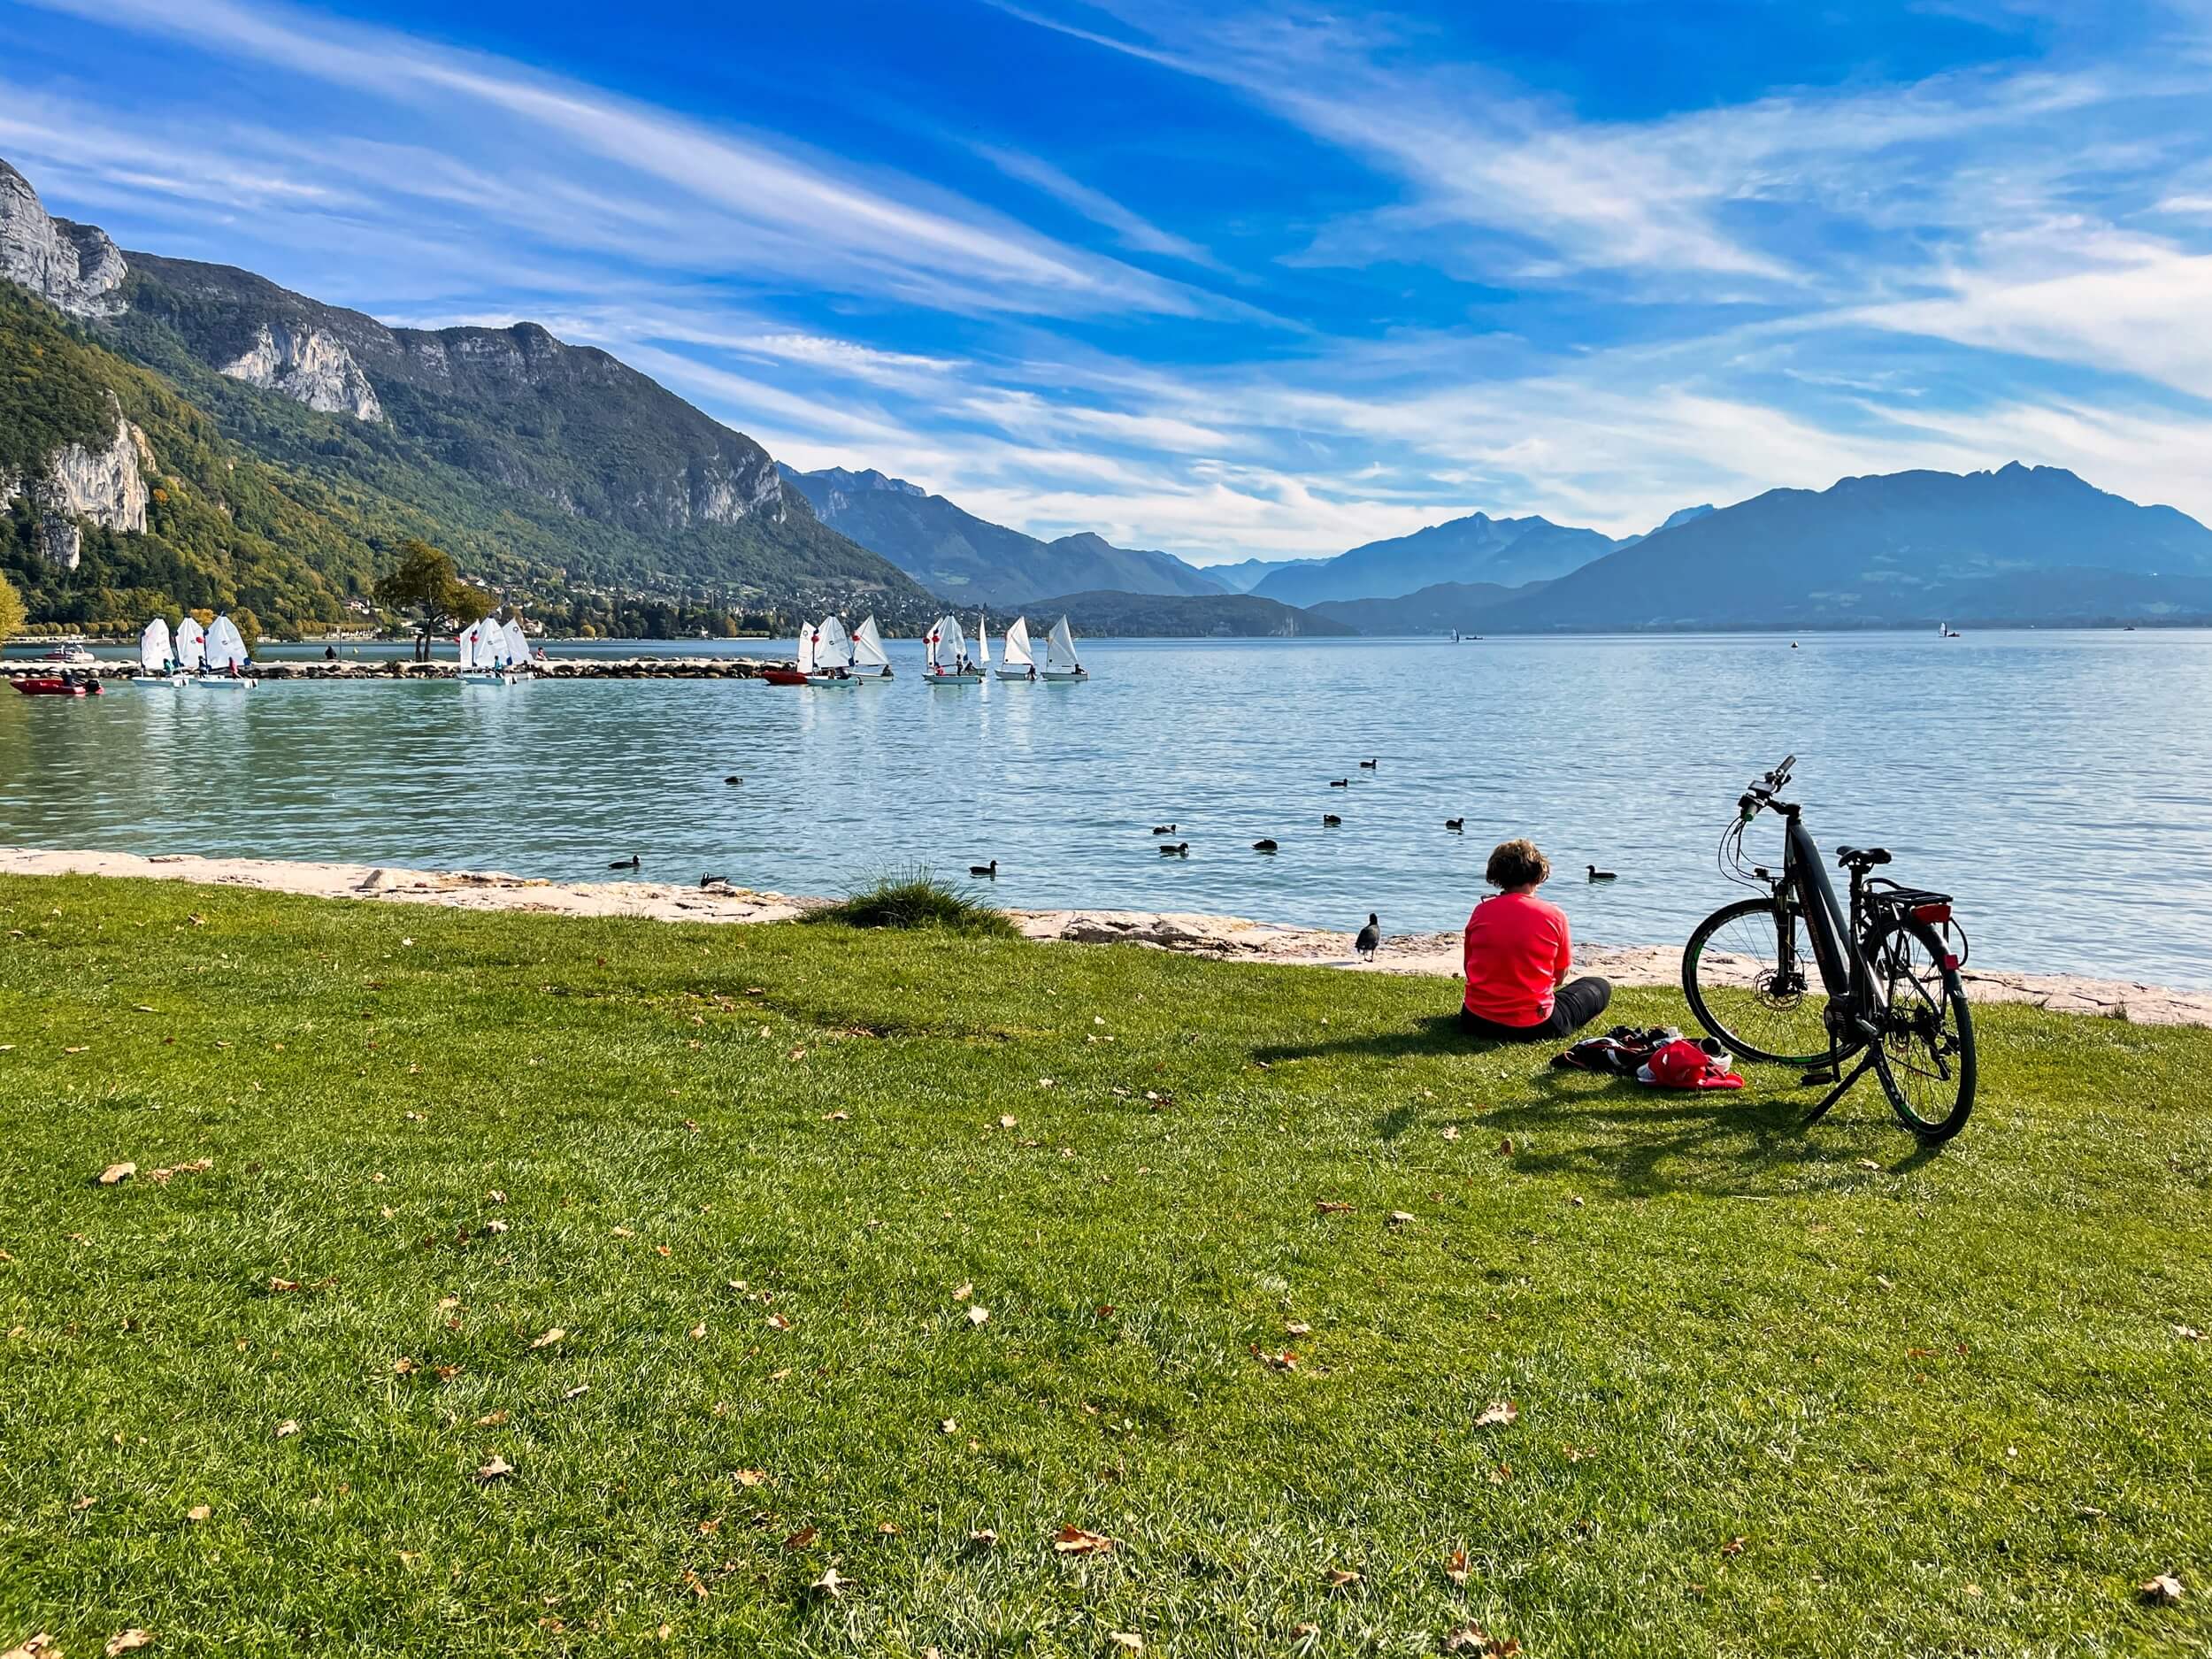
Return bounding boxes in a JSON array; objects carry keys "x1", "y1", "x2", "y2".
[
  {"x1": 186, "y1": 1504, "x2": 211, "y2": 1523},
  {"x1": 476, "y1": 1410, "x2": 509, "y2": 1427},
  {"x1": 2176, "y1": 1325, "x2": 2206, "y2": 1342},
  {"x1": 810, "y1": 1566, "x2": 846, "y2": 1599},
  {"x1": 688, "y1": 1323, "x2": 707, "y2": 1340},
  {"x1": 474, "y1": 1455, "x2": 514, "y2": 1482},
  {"x1": 98, "y1": 1162, "x2": 136, "y2": 1186},
  {"x1": 1315, "y1": 1200, "x2": 1354, "y2": 1216},
  {"x1": 562, "y1": 1384, "x2": 589, "y2": 1401},
  {"x1": 733, "y1": 1469, "x2": 769, "y2": 1486},
  {"x1": 1109, "y1": 1636, "x2": 1142, "y2": 1653},
  {"x1": 1286, "y1": 1321, "x2": 1311, "y2": 1337},
  {"x1": 529, "y1": 1328, "x2": 565, "y2": 1349},
  {"x1": 1388, "y1": 1210, "x2": 1416, "y2": 1227},
  {"x1": 783, "y1": 1525, "x2": 818, "y2": 1550},
  {"x1": 274, "y1": 1419, "x2": 299, "y2": 1440},
  {"x1": 1474, "y1": 1400, "x2": 1519, "y2": 1428},
  {"x1": 1254, "y1": 1347, "x2": 1299, "y2": 1371},
  {"x1": 104, "y1": 1631, "x2": 154, "y2": 1656},
  {"x1": 968, "y1": 1528, "x2": 998, "y2": 1549},
  {"x1": 1444, "y1": 1546, "x2": 1471, "y2": 1587},
  {"x1": 953, "y1": 1282, "x2": 973, "y2": 1302},
  {"x1": 767, "y1": 1313, "x2": 793, "y2": 1332},
  {"x1": 2141, "y1": 1573, "x2": 2185, "y2": 1606},
  {"x1": 3, "y1": 1637, "x2": 58, "y2": 1659},
  {"x1": 1054, "y1": 1525, "x2": 1115, "y2": 1556},
  {"x1": 1325, "y1": 1567, "x2": 1363, "y2": 1591},
  {"x1": 1444, "y1": 1627, "x2": 1521, "y2": 1655},
  {"x1": 998, "y1": 1114, "x2": 1018, "y2": 1129},
  {"x1": 1721, "y1": 1535, "x2": 1747, "y2": 1556},
  {"x1": 965, "y1": 1306, "x2": 990, "y2": 1327}
]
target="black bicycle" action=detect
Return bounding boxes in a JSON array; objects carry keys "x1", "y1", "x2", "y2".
[{"x1": 1681, "y1": 756, "x2": 1977, "y2": 1143}]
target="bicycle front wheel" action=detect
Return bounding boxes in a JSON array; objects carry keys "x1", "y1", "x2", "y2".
[
  {"x1": 1866, "y1": 918, "x2": 1976, "y2": 1142},
  {"x1": 1683, "y1": 897, "x2": 1844, "y2": 1066}
]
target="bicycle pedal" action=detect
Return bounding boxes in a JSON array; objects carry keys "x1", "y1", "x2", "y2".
[{"x1": 1800, "y1": 1069, "x2": 1839, "y2": 1087}]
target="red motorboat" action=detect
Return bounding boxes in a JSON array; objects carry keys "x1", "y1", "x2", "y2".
[
  {"x1": 759, "y1": 668, "x2": 809, "y2": 686},
  {"x1": 12, "y1": 676, "x2": 103, "y2": 696}
]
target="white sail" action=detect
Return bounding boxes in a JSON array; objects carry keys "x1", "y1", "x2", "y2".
[
  {"x1": 176, "y1": 617, "x2": 205, "y2": 672},
  {"x1": 851, "y1": 616, "x2": 890, "y2": 669},
  {"x1": 1045, "y1": 616, "x2": 1083, "y2": 674},
  {"x1": 816, "y1": 616, "x2": 854, "y2": 672},
  {"x1": 503, "y1": 616, "x2": 530, "y2": 667},
  {"x1": 1001, "y1": 617, "x2": 1033, "y2": 667},
  {"x1": 139, "y1": 618, "x2": 173, "y2": 672},
  {"x1": 205, "y1": 615, "x2": 250, "y2": 671},
  {"x1": 978, "y1": 616, "x2": 991, "y2": 665},
  {"x1": 460, "y1": 620, "x2": 496, "y2": 671},
  {"x1": 796, "y1": 623, "x2": 818, "y2": 676},
  {"x1": 927, "y1": 614, "x2": 965, "y2": 671}
]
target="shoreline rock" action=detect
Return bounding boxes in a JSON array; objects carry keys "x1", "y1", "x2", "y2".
[{"x1": 3, "y1": 846, "x2": 2206, "y2": 1028}]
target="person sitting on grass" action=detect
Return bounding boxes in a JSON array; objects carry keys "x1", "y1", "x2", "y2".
[{"x1": 1460, "y1": 837, "x2": 1612, "y2": 1042}]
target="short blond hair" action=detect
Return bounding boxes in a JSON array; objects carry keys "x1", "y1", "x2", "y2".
[{"x1": 1486, "y1": 838, "x2": 1551, "y2": 890}]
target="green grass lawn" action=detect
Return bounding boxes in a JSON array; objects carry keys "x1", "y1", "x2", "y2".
[{"x1": 2, "y1": 873, "x2": 2207, "y2": 1657}]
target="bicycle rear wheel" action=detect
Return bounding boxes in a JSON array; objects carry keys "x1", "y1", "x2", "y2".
[
  {"x1": 1866, "y1": 918, "x2": 1976, "y2": 1142},
  {"x1": 1682, "y1": 897, "x2": 1844, "y2": 1067}
]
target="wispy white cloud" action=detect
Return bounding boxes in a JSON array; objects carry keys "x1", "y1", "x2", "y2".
[{"x1": 974, "y1": 145, "x2": 1223, "y2": 270}]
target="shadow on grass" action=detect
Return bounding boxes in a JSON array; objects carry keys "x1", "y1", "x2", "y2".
[{"x1": 1257, "y1": 1014, "x2": 1939, "y2": 1197}]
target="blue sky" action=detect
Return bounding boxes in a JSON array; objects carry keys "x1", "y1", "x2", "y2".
[{"x1": 5, "y1": 0, "x2": 2212, "y2": 561}]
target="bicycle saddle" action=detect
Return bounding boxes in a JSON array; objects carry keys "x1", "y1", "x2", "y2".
[{"x1": 1834, "y1": 845, "x2": 1893, "y2": 868}]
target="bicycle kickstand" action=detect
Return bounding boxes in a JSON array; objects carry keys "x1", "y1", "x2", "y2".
[{"x1": 1804, "y1": 1048, "x2": 1878, "y2": 1125}]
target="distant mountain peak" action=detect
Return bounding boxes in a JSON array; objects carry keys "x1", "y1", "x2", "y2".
[{"x1": 780, "y1": 462, "x2": 925, "y2": 498}]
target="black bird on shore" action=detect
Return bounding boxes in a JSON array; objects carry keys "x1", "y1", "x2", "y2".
[
  {"x1": 700, "y1": 873, "x2": 727, "y2": 889},
  {"x1": 1445, "y1": 818, "x2": 1463, "y2": 832},
  {"x1": 1359, "y1": 757, "x2": 1378, "y2": 770},
  {"x1": 1587, "y1": 864, "x2": 1617, "y2": 882},
  {"x1": 1159, "y1": 841, "x2": 1188, "y2": 856},
  {"x1": 1322, "y1": 813, "x2": 1341, "y2": 826},
  {"x1": 970, "y1": 859, "x2": 998, "y2": 878},
  {"x1": 609, "y1": 855, "x2": 640, "y2": 872},
  {"x1": 1328, "y1": 778, "x2": 1350, "y2": 788},
  {"x1": 1151, "y1": 823, "x2": 1178, "y2": 835},
  {"x1": 1356, "y1": 913, "x2": 1381, "y2": 959},
  {"x1": 1253, "y1": 838, "x2": 1279, "y2": 853}
]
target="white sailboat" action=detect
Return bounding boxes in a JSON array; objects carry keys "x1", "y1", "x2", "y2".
[
  {"x1": 978, "y1": 615, "x2": 991, "y2": 672},
  {"x1": 175, "y1": 616, "x2": 206, "y2": 679},
  {"x1": 1041, "y1": 615, "x2": 1088, "y2": 681},
  {"x1": 850, "y1": 615, "x2": 894, "y2": 681},
  {"x1": 134, "y1": 618, "x2": 186, "y2": 687},
  {"x1": 197, "y1": 614, "x2": 257, "y2": 687},
  {"x1": 503, "y1": 614, "x2": 534, "y2": 676},
  {"x1": 807, "y1": 616, "x2": 857, "y2": 687},
  {"x1": 996, "y1": 615, "x2": 1038, "y2": 680},
  {"x1": 926, "y1": 613, "x2": 980, "y2": 684},
  {"x1": 457, "y1": 617, "x2": 514, "y2": 684}
]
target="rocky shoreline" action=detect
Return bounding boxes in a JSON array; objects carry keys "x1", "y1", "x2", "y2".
[
  {"x1": 3, "y1": 657, "x2": 782, "y2": 681},
  {"x1": 5, "y1": 846, "x2": 2208, "y2": 1028}
]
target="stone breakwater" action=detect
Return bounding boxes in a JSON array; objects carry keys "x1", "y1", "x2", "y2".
[
  {"x1": 1, "y1": 657, "x2": 782, "y2": 682},
  {"x1": 4, "y1": 847, "x2": 2208, "y2": 1029}
]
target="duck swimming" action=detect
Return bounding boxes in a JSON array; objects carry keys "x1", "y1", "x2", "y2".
[
  {"x1": 1252, "y1": 838, "x2": 1279, "y2": 853},
  {"x1": 1158, "y1": 841, "x2": 1188, "y2": 856},
  {"x1": 1322, "y1": 813, "x2": 1341, "y2": 826},
  {"x1": 1151, "y1": 824, "x2": 1178, "y2": 835},
  {"x1": 970, "y1": 859, "x2": 998, "y2": 878},
  {"x1": 1587, "y1": 864, "x2": 1617, "y2": 882},
  {"x1": 1444, "y1": 818, "x2": 1463, "y2": 832},
  {"x1": 1359, "y1": 757, "x2": 1378, "y2": 770},
  {"x1": 1328, "y1": 778, "x2": 1350, "y2": 788},
  {"x1": 608, "y1": 854, "x2": 641, "y2": 872}
]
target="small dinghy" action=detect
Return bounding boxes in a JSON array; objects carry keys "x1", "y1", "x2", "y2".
[
  {"x1": 1041, "y1": 615, "x2": 1088, "y2": 681},
  {"x1": 806, "y1": 616, "x2": 857, "y2": 687},
  {"x1": 850, "y1": 615, "x2": 894, "y2": 682},
  {"x1": 196, "y1": 614, "x2": 258, "y2": 687},
  {"x1": 134, "y1": 617, "x2": 187, "y2": 687},
  {"x1": 996, "y1": 616, "x2": 1039, "y2": 681},
  {"x1": 503, "y1": 614, "x2": 535, "y2": 677},
  {"x1": 457, "y1": 617, "x2": 515, "y2": 685},
  {"x1": 926, "y1": 614, "x2": 981, "y2": 684},
  {"x1": 12, "y1": 674, "x2": 100, "y2": 696}
]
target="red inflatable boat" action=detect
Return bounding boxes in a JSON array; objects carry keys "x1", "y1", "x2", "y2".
[{"x1": 11, "y1": 677, "x2": 103, "y2": 696}]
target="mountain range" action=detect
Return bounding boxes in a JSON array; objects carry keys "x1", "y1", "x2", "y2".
[
  {"x1": 6, "y1": 151, "x2": 2212, "y2": 637},
  {"x1": 778, "y1": 465, "x2": 1225, "y2": 606}
]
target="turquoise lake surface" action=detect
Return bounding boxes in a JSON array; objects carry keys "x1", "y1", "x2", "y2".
[{"x1": 4, "y1": 630, "x2": 2208, "y2": 985}]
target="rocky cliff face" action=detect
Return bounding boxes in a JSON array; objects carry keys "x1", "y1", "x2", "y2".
[
  {"x1": 0, "y1": 159, "x2": 126, "y2": 319},
  {"x1": 0, "y1": 402, "x2": 152, "y2": 569},
  {"x1": 219, "y1": 319, "x2": 383, "y2": 421}
]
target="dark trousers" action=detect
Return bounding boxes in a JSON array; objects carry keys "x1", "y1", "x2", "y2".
[{"x1": 1460, "y1": 976, "x2": 1613, "y2": 1043}]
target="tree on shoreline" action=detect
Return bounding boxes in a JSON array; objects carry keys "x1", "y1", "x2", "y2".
[
  {"x1": 0, "y1": 571, "x2": 25, "y2": 642},
  {"x1": 374, "y1": 540, "x2": 493, "y2": 662}
]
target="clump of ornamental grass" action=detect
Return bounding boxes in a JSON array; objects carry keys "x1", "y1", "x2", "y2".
[{"x1": 806, "y1": 864, "x2": 1017, "y2": 937}]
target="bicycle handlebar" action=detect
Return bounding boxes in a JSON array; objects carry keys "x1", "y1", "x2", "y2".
[{"x1": 1737, "y1": 754, "x2": 1796, "y2": 821}]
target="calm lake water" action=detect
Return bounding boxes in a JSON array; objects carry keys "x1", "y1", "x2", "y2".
[{"x1": 5, "y1": 631, "x2": 2209, "y2": 986}]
